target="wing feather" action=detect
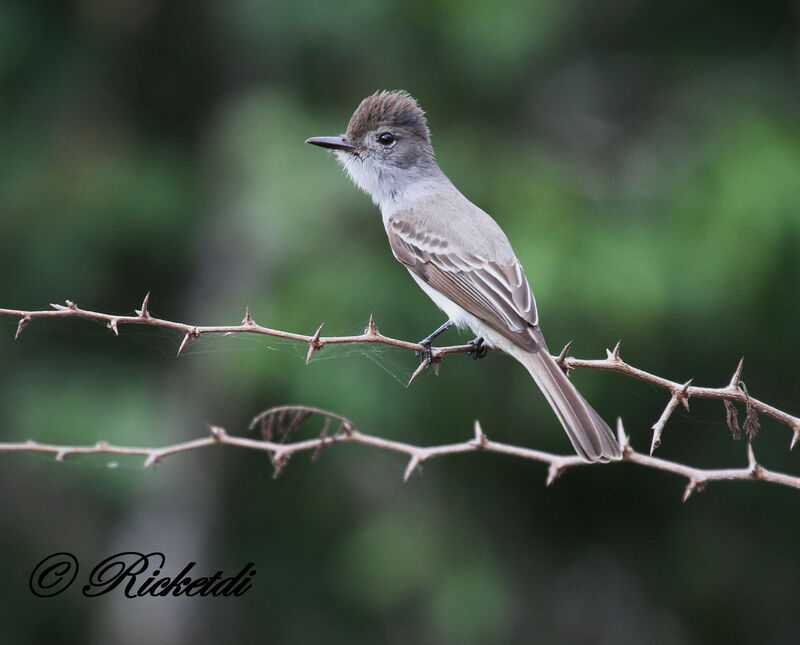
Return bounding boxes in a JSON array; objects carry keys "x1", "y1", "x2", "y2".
[{"x1": 387, "y1": 215, "x2": 540, "y2": 351}]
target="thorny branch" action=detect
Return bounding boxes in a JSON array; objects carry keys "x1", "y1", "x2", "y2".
[
  {"x1": 2, "y1": 298, "x2": 800, "y2": 499},
  {"x1": 0, "y1": 407, "x2": 797, "y2": 501}
]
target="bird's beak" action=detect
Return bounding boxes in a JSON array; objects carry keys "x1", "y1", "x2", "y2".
[{"x1": 305, "y1": 136, "x2": 357, "y2": 152}]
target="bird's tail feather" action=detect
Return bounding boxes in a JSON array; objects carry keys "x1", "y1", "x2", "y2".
[{"x1": 515, "y1": 348, "x2": 622, "y2": 463}]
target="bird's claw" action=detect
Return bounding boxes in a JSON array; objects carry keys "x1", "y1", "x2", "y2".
[
  {"x1": 415, "y1": 340, "x2": 434, "y2": 366},
  {"x1": 409, "y1": 339, "x2": 438, "y2": 386},
  {"x1": 467, "y1": 337, "x2": 487, "y2": 360}
]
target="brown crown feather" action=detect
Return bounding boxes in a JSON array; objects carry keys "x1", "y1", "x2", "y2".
[{"x1": 346, "y1": 90, "x2": 429, "y2": 143}]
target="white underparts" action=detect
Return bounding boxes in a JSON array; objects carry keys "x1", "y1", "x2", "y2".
[{"x1": 408, "y1": 271, "x2": 521, "y2": 355}]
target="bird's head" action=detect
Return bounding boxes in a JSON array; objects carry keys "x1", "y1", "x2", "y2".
[{"x1": 307, "y1": 90, "x2": 437, "y2": 207}]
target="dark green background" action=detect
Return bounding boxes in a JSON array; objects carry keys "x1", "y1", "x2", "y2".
[{"x1": 2, "y1": 1, "x2": 799, "y2": 643}]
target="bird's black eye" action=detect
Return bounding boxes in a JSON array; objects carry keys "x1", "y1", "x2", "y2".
[{"x1": 377, "y1": 132, "x2": 395, "y2": 145}]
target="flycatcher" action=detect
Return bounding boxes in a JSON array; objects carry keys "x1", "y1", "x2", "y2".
[{"x1": 307, "y1": 90, "x2": 621, "y2": 462}]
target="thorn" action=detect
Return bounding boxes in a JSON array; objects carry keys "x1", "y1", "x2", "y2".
[
  {"x1": 403, "y1": 455, "x2": 422, "y2": 482},
  {"x1": 679, "y1": 379, "x2": 693, "y2": 411},
  {"x1": 615, "y1": 417, "x2": 629, "y2": 453},
  {"x1": 546, "y1": 463, "x2": 563, "y2": 487},
  {"x1": 649, "y1": 435, "x2": 661, "y2": 456},
  {"x1": 15, "y1": 316, "x2": 30, "y2": 340},
  {"x1": 606, "y1": 340, "x2": 622, "y2": 362},
  {"x1": 365, "y1": 313, "x2": 379, "y2": 337},
  {"x1": 65, "y1": 300, "x2": 77, "y2": 310},
  {"x1": 107, "y1": 319, "x2": 119, "y2": 336},
  {"x1": 177, "y1": 328, "x2": 199, "y2": 356},
  {"x1": 791, "y1": 429, "x2": 799, "y2": 451},
  {"x1": 682, "y1": 480, "x2": 697, "y2": 502},
  {"x1": 305, "y1": 323, "x2": 324, "y2": 364},
  {"x1": 242, "y1": 306, "x2": 254, "y2": 326},
  {"x1": 746, "y1": 442, "x2": 763, "y2": 479},
  {"x1": 271, "y1": 451, "x2": 289, "y2": 478},
  {"x1": 144, "y1": 453, "x2": 161, "y2": 468},
  {"x1": 747, "y1": 442, "x2": 757, "y2": 470},
  {"x1": 473, "y1": 420, "x2": 487, "y2": 446},
  {"x1": 136, "y1": 292, "x2": 151, "y2": 319},
  {"x1": 50, "y1": 303, "x2": 69, "y2": 311},
  {"x1": 209, "y1": 425, "x2": 226, "y2": 441},
  {"x1": 728, "y1": 357, "x2": 744, "y2": 390},
  {"x1": 556, "y1": 340, "x2": 573, "y2": 374},
  {"x1": 94, "y1": 440, "x2": 109, "y2": 450},
  {"x1": 55, "y1": 451, "x2": 67, "y2": 462},
  {"x1": 406, "y1": 359, "x2": 429, "y2": 388}
]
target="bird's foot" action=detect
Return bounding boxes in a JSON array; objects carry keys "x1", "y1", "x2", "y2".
[
  {"x1": 467, "y1": 337, "x2": 488, "y2": 360},
  {"x1": 415, "y1": 339, "x2": 434, "y2": 367},
  {"x1": 415, "y1": 320, "x2": 454, "y2": 366}
]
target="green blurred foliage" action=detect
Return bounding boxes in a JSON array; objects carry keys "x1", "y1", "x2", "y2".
[{"x1": 1, "y1": 1, "x2": 799, "y2": 643}]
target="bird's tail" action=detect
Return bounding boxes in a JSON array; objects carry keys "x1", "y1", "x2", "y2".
[{"x1": 512, "y1": 346, "x2": 622, "y2": 463}]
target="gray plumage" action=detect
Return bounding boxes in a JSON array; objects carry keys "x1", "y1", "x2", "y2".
[
  {"x1": 385, "y1": 192, "x2": 620, "y2": 462},
  {"x1": 346, "y1": 90, "x2": 430, "y2": 145},
  {"x1": 307, "y1": 90, "x2": 622, "y2": 463}
]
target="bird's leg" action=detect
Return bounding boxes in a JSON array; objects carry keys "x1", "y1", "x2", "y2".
[
  {"x1": 416, "y1": 320, "x2": 454, "y2": 365},
  {"x1": 467, "y1": 336, "x2": 488, "y2": 360}
]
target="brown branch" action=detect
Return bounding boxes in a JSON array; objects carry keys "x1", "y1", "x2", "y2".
[
  {"x1": 564, "y1": 351, "x2": 800, "y2": 450},
  {"x1": 0, "y1": 407, "x2": 797, "y2": 500},
  {"x1": 2, "y1": 298, "x2": 800, "y2": 495}
]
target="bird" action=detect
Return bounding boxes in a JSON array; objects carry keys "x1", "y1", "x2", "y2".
[{"x1": 306, "y1": 90, "x2": 621, "y2": 462}]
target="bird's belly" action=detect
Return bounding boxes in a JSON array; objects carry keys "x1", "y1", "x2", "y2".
[
  {"x1": 407, "y1": 270, "x2": 516, "y2": 353},
  {"x1": 408, "y1": 271, "x2": 474, "y2": 328}
]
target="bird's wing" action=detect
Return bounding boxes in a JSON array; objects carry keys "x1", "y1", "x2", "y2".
[{"x1": 386, "y1": 214, "x2": 540, "y2": 352}]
